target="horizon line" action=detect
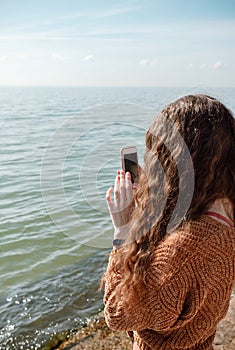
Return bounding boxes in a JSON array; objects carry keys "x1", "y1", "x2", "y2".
[{"x1": 0, "y1": 85, "x2": 235, "y2": 89}]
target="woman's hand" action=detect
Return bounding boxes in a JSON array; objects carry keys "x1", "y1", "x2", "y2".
[{"x1": 106, "y1": 170, "x2": 135, "y2": 230}]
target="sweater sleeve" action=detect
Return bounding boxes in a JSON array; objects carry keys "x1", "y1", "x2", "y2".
[{"x1": 103, "y1": 243, "x2": 190, "y2": 332}]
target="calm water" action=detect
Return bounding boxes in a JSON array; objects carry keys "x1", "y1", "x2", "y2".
[{"x1": 0, "y1": 87, "x2": 234, "y2": 349}]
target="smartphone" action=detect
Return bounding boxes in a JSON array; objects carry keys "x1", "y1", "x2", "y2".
[{"x1": 120, "y1": 146, "x2": 139, "y2": 184}]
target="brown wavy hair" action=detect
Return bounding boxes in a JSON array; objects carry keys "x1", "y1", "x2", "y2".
[{"x1": 104, "y1": 94, "x2": 235, "y2": 299}]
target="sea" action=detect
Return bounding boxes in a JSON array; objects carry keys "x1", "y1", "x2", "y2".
[{"x1": 0, "y1": 86, "x2": 234, "y2": 350}]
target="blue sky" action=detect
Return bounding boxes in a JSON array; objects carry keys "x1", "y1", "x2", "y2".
[{"x1": 0, "y1": 0, "x2": 235, "y2": 86}]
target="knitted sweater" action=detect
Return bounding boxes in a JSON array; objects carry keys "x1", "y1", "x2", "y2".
[{"x1": 104, "y1": 215, "x2": 235, "y2": 350}]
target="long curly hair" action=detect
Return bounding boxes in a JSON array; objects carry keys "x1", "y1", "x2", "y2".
[{"x1": 104, "y1": 94, "x2": 235, "y2": 299}]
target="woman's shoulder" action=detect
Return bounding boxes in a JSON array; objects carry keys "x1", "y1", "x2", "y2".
[
  {"x1": 150, "y1": 215, "x2": 235, "y2": 275},
  {"x1": 163, "y1": 214, "x2": 235, "y2": 249},
  {"x1": 147, "y1": 216, "x2": 235, "y2": 289}
]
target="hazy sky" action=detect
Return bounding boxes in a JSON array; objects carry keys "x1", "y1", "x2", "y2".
[{"x1": 0, "y1": 0, "x2": 235, "y2": 86}]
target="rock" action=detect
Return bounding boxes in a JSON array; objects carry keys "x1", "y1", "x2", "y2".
[
  {"x1": 213, "y1": 294, "x2": 235, "y2": 350},
  {"x1": 57, "y1": 295, "x2": 235, "y2": 350}
]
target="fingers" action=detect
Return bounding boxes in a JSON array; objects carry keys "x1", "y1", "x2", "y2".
[
  {"x1": 106, "y1": 186, "x2": 113, "y2": 201},
  {"x1": 119, "y1": 170, "x2": 126, "y2": 206},
  {"x1": 114, "y1": 174, "x2": 120, "y2": 205},
  {"x1": 106, "y1": 170, "x2": 136, "y2": 228},
  {"x1": 125, "y1": 172, "x2": 133, "y2": 204},
  {"x1": 118, "y1": 170, "x2": 134, "y2": 207},
  {"x1": 106, "y1": 187, "x2": 114, "y2": 211},
  {"x1": 107, "y1": 170, "x2": 135, "y2": 211}
]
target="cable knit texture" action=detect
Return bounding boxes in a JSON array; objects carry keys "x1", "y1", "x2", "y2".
[{"x1": 104, "y1": 216, "x2": 235, "y2": 349}]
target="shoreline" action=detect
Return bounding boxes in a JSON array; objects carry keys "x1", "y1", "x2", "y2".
[
  {"x1": 55, "y1": 296, "x2": 235, "y2": 350},
  {"x1": 55, "y1": 311, "x2": 133, "y2": 350}
]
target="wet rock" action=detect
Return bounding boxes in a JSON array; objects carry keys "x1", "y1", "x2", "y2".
[{"x1": 57, "y1": 295, "x2": 235, "y2": 350}]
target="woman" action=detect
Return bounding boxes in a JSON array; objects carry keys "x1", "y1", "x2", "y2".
[{"x1": 103, "y1": 94, "x2": 235, "y2": 350}]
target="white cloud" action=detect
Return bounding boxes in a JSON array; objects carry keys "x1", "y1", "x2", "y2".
[
  {"x1": 139, "y1": 58, "x2": 148, "y2": 66},
  {"x1": 139, "y1": 58, "x2": 158, "y2": 66},
  {"x1": 81, "y1": 55, "x2": 95, "y2": 62},
  {"x1": 0, "y1": 55, "x2": 9, "y2": 62},
  {"x1": 198, "y1": 61, "x2": 225, "y2": 70},
  {"x1": 210, "y1": 61, "x2": 223, "y2": 70}
]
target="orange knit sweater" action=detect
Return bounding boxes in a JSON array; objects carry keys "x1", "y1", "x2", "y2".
[{"x1": 104, "y1": 215, "x2": 235, "y2": 350}]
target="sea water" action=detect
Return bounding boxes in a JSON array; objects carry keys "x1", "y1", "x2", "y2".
[{"x1": 0, "y1": 86, "x2": 234, "y2": 349}]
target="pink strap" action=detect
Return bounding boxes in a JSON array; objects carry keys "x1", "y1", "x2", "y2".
[{"x1": 204, "y1": 211, "x2": 234, "y2": 227}]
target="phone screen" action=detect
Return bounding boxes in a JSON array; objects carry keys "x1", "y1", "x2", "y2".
[{"x1": 124, "y1": 152, "x2": 139, "y2": 183}]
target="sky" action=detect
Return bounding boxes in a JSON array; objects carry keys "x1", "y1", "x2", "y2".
[{"x1": 0, "y1": 0, "x2": 235, "y2": 87}]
